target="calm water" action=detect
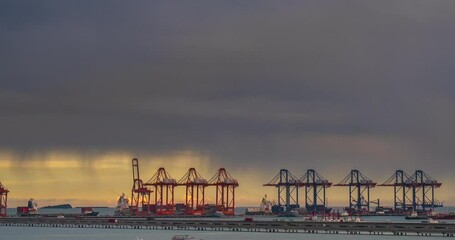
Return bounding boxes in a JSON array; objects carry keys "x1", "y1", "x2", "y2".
[
  {"x1": 4, "y1": 207, "x2": 455, "y2": 239},
  {"x1": 0, "y1": 226, "x2": 427, "y2": 240}
]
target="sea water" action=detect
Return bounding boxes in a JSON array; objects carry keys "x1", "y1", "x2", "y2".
[
  {"x1": 4, "y1": 207, "x2": 455, "y2": 239},
  {"x1": 0, "y1": 226, "x2": 428, "y2": 240}
]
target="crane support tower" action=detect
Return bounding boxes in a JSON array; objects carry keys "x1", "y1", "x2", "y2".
[
  {"x1": 379, "y1": 170, "x2": 412, "y2": 212},
  {"x1": 145, "y1": 168, "x2": 177, "y2": 215},
  {"x1": 130, "y1": 158, "x2": 152, "y2": 216},
  {"x1": 406, "y1": 170, "x2": 442, "y2": 212},
  {"x1": 264, "y1": 169, "x2": 301, "y2": 212},
  {"x1": 178, "y1": 168, "x2": 208, "y2": 215},
  {"x1": 301, "y1": 169, "x2": 332, "y2": 213},
  {"x1": 335, "y1": 170, "x2": 376, "y2": 213},
  {"x1": 208, "y1": 168, "x2": 239, "y2": 216},
  {"x1": 0, "y1": 182, "x2": 8, "y2": 217}
]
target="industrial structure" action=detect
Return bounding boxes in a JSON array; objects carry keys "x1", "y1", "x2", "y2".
[
  {"x1": 263, "y1": 169, "x2": 301, "y2": 212},
  {"x1": 128, "y1": 158, "x2": 239, "y2": 216},
  {"x1": 127, "y1": 165, "x2": 443, "y2": 217},
  {"x1": 334, "y1": 170, "x2": 377, "y2": 213},
  {"x1": 144, "y1": 168, "x2": 177, "y2": 215},
  {"x1": 301, "y1": 169, "x2": 332, "y2": 213},
  {"x1": 0, "y1": 182, "x2": 8, "y2": 217},
  {"x1": 109, "y1": 156, "x2": 445, "y2": 225},
  {"x1": 0, "y1": 158, "x2": 446, "y2": 219},
  {"x1": 7, "y1": 159, "x2": 438, "y2": 218},
  {"x1": 379, "y1": 170, "x2": 412, "y2": 212},
  {"x1": 130, "y1": 158, "x2": 152, "y2": 216},
  {"x1": 208, "y1": 168, "x2": 239, "y2": 216},
  {"x1": 406, "y1": 170, "x2": 443, "y2": 211},
  {"x1": 177, "y1": 168, "x2": 208, "y2": 215},
  {"x1": 379, "y1": 170, "x2": 443, "y2": 212}
]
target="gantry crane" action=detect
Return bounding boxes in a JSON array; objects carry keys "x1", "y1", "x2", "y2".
[
  {"x1": 264, "y1": 169, "x2": 301, "y2": 212},
  {"x1": 208, "y1": 168, "x2": 239, "y2": 215},
  {"x1": 300, "y1": 169, "x2": 332, "y2": 214},
  {"x1": 335, "y1": 170, "x2": 376, "y2": 213},
  {"x1": 178, "y1": 168, "x2": 208, "y2": 215},
  {"x1": 130, "y1": 158, "x2": 152, "y2": 216},
  {"x1": 379, "y1": 170, "x2": 412, "y2": 212},
  {"x1": 145, "y1": 168, "x2": 177, "y2": 215},
  {"x1": 406, "y1": 170, "x2": 443, "y2": 212}
]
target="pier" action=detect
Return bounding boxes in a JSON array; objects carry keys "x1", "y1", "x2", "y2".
[{"x1": 1, "y1": 217, "x2": 455, "y2": 237}]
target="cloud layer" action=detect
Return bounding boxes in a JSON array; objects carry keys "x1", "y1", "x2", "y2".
[{"x1": 1, "y1": 1, "x2": 455, "y2": 204}]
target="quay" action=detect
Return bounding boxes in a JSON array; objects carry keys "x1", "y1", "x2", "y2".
[{"x1": 1, "y1": 217, "x2": 455, "y2": 237}]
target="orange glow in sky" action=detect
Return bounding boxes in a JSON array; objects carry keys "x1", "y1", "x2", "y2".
[{"x1": 0, "y1": 150, "x2": 453, "y2": 208}]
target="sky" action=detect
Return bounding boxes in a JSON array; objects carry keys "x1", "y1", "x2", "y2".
[{"x1": 1, "y1": 1, "x2": 455, "y2": 208}]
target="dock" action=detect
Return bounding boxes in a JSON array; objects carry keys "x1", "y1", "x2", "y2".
[{"x1": 1, "y1": 217, "x2": 455, "y2": 237}]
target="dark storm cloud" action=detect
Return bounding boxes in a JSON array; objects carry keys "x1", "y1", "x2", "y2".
[{"x1": 1, "y1": 1, "x2": 455, "y2": 178}]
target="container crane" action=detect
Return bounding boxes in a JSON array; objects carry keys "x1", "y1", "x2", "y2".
[
  {"x1": 406, "y1": 170, "x2": 442, "y2": 212},
  {"x1": 130, "y1": 158, "x2": 152, "y2": 216},
  {"x1": 145, "y1": 168, "x2": 177, "y2": 215},
  {"x1": 263, "y1": 169, "x2": 301, "y2": 213},
  {"x1": 178, "y1": 168, "x2": 208, "y2": 215},
  {"x1": 300, "y1": 169, "x2": 332, "y2": 214},
  {"x1": 334, "y1": 170, "x2": 376, "y2": 213},
  {"x1": 379, "y1": 170, "x2": 412, "y2": 213},
  {"x1": 208, "y1": 168, "x2": 238, "y2": 216}
]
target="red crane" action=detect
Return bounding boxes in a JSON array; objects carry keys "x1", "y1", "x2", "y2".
[
  {"x1": 178, "y1": 168, "x2": 208, "y2": 215},
  {"x1": 0, "y1": 182, "x2": 9, "y2": 217},
  {"x1": 130, "y1": 158, "x2": 152, "y2": 216},
  {"x1": 145, "y1": 168, "x2": 177, "y2": 215},
  {"x1": 208, "y1": 168, "x2": 239, "y2": 216}
]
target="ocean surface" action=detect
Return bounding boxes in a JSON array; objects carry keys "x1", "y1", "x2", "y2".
[
  {"x1": 3, "y1": 207, "x2": 455, "y2": 239},
  {"x1": 0, "y1": 226, "x2": 433, "y2": 240}
]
